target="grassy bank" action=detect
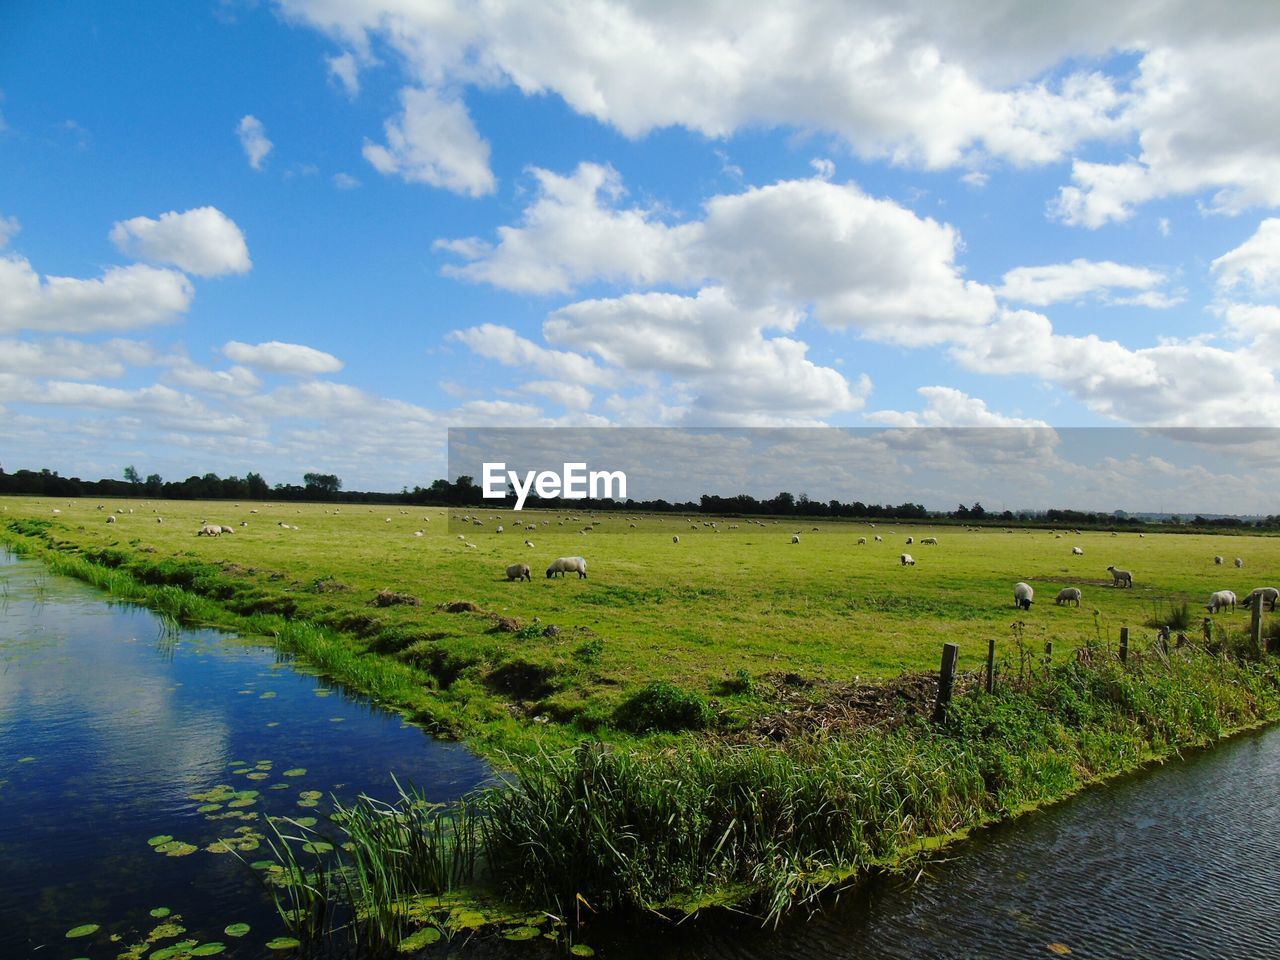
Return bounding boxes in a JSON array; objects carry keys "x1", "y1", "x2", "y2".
[{"x1": 3, "y1": 496, "x2": 1279, "y2": 952}]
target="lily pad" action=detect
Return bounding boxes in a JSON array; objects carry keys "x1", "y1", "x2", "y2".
[
  {"x1": 301, "y1": 841, "x2": 333, "y2": 854},
  {"x1": 570, "y1": 945, "x2": 596, "y2": 957},
  {"x1": 154, "y1": 840, "x2": 198, "y2": 857},
  {"x1": 282, "y1": 768, "x2": 306, "y2": 777},
  {"x1": 266, "y1": 721, "x2": 280, "y2": 727},
  {"x1": 266, "y1": 936, "x2": 301, "y2": 950},
  {"x1": 259, "y1": 691, "x2": 277, "y2": 699},
  {"x1": 293, "y1": 817, "x2": 317, "y2": 828},
  {"x1": 150, "y1": 907, "x2": 171, "y2": 918},
  {"x1": 197, "y1": 803, "x2": 223, "y2": 813},
  {"x1": 148, "y1": 921, "x2": 187, "y2": 940},
  {"x1": 147, "y1": 835, "x2": 174, "y2": 846},
  {"x1": 224, "y1": 923, "x2": 250, "y2": 938},
  {"x1": 397, "y1": 926, "x2": 441, "y2": 951},
  {"x1": 18, "y1": 756, "x2": 36, "y2": 763},
  {"x1": 65, "y1": 924, "x2": 100, "y2": 938},
  {"x1": 246, "y1": 772, "x2": 270, "y2": 781},
  {"x1": 504, "y1": 926, "x2": 540, "y2": 941},
  {"x1": 227, "y1": 797, "x2": 257, "y2": 809},
  {"x1": 190, "y1": 943, "x2": 226, "y2": 956}
]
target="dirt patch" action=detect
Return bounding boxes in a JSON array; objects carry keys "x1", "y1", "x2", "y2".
[
  {"x1": 310, "y1": 575, "x2": 350, "y2": 593},
  {"x1": 370, "y1": 589, "x2": 420, "y2": 607},
  {"x1": 440, "y1": 600, "x2": 482, "y2": 613},
  {"x1": 730, "y1": 671, "x2": 963, "y2": 743}
]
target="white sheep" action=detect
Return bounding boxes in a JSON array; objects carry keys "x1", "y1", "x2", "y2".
[
  {"x1": 525, "y1": 540, "x2": 535, "y2": 548},
  {"x1": 506, "y1": 563, "x2": 532, "y2": 582},
  {"x1": 1243, "y1": 587, "x2": 1279, "y2": 612},
  {"x1": 1234, "y1": 557, "x2": 1244, "y2": 568},
  {"x1": 900, "y1": 553, "x2": 915, "y2": 566},
  {"x1": 496, "y1": 525, "x2": 504, "y2": 534},
  {"x1": 1206, "y1": 590, "x2": 1238, "y2": 614},
  {"x1": 219, "y1": 525, "x2": 235, "y2": 534},
  {"x1": 1214, "y1": 555, "x2": 1224, "y2": 565},
  {"x1": 1013, "y1": 581, "x2": 1034, "y2": 610},
  {"x1": 857, "y1": 537, "x2": 867, "y2": 545},
  {"x1": 546, "y1": 556, "x2": 588, "y2": 579},
  {"x1": 156, "y1": 517, "x2": 164, "y2": 524},
  {"x1": 106, "y1": 515, "x2": 117, "y2": 524},
  {"x1": 464, "y1": 541, "x2": 477, "y2": 549},
  {"x1": 791, "y1": 534, "x2": 801, "y2": 544},
  {"x1": 1071, "y1": 546, "x2": 1084, "y2": 556},
  {"x1": 413, "y1": 531, "x2": 424, "y2": 537},
  {"x1": 1055, "y1": 587, "x2": 1082, "y2": 607},
  {"x1": 874, "y1": 535, "x2": 883, "y2": 542},
  {"x1": 1106, "y1": 565, "x2": 1133, "y2": 588},
  {"x1": 905, "y1": 536, "x2": 914, "y2": 545},
  {"x1": 672, "y1": 535, "x2": 680, "y2": 544},
  {"x1": 196, "y1": 524, "x2": 221, "y2": 537},
  {"x1": 920, "y1": 536, "x2": 938, "y2": 545}
]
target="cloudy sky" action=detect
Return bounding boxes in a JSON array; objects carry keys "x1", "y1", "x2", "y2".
[{"x1": 3, "y1": 1, "x2": 1280, "y2": 492}]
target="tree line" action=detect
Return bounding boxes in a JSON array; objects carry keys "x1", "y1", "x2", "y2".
[{"x1": 1, "y1": 465, "x2": 1275, "y2": 529}]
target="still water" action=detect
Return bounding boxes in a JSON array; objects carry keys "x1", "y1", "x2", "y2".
[{"x1": 0, "y1": 552, "x2": 491, "y2": 958}]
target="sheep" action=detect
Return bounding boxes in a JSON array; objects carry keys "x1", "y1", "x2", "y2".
[
  {"x1": 1235, "y1": 557, "x2": 1244, "y2": 568},
  {"x1": 106, "y1": 515, "x2": 117, "y2": 524},
  {"x1": 1243, "y1": 587, "x2": 1280, "y2": 612},
  {"x1": 791, "y1": 534, "x2": 801, "y2": 544},
  {"x1": 857, "y1": 537, "x2": 867, "y2": 545},
  {"x1": 1206, "y1": 590, "x2": 1238, "y2": 614},
  {"x1": 464, "y1": 541, "x2": 477, "y2": 549},
  {"x1": 1214, "y1": 555, "x2": 1224, "y2": 565},
  {"x1": 506, "y1": 563, "x2": 532, "y2": 582},
  {"x1": 905, "y1": 536, "x2": 914, "y2": 545},
  {"x1": 546, "y1": 556, "x2": 588, "y2": 579},
  {"x1": 672, "y1": 535, "x2": 680, "y2": 544},
  {"x1": 920, "y1": 536, "x2": 938, "y2": 545},
  {"x1": 525, "y1": 540, "x2": 535, "y2": 548},
  {"x1": 413, "y1": 531, "x2": 424, "y2": 537},
  {"x1": 1055, "y1": 587, "x2": 1082, "y2": 607},
  {"x1": 900, "y1": 553, "x2": 915, "y2": 566},
  {"x1": 1106, "y1": 565, "x2": 1133, "y2": 588},
  {"x1": 1013, "y1": 581, "x2": 1034, "y2": 610},
  {"x1": 196, "y1": 524, "x2": 221, "y2": 537},
  {"x1": 874, "y1": 535, "x2": 883, "y2": 542},
  {"x1": 156, "y1": 517, "x2": 164, "y2": 524},
  {"x1": 1071, "y1": 546, "x2": 1084, "y2": 556},
  {"x1": 219, "y1": 525, "x2": 235, "y2": 534}
]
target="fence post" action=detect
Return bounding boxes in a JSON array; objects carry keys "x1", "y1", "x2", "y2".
[
  {"x1": 1202, "y1": 617, "x2": 1213, "y2": 644},
  {"x1": 1044, "y1": 640, "x2": 1053, "y2": 664},
  {"x1": 933, "y1": 642, "x2": 959, "y2": 724},
  {"x1": 985, "y1": 638, "x2": 996, "y2": 694},
  {"x1": 1252, "y1": 600, "x2": 1265, "y2": 655},
  {"x1": 1119, "y1": 626, "x2": 1129, "y2": 664}
]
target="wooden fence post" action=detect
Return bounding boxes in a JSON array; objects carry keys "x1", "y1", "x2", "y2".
[
  {"x1": 1119, "y1": 626, "x2": 1129, "y2": 664},
  {"x1": 1252, "y1": 600, "x2": 1265, "y2": 655},
  {"x1": 933, "y1": 642, "x2": 959, "y2": 723},
  {"x1": 985, "y1": 638, "x2": 996, "y2": 694},
  {"x1": 1044, "y1": 640, "x2": 1053, "y2": 664}
]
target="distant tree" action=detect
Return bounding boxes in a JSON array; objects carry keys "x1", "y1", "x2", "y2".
[
  {"x1": 123, "y1": 465, "x2": 140, "y2": 487},
  {"x1": 245, "y1": 472, "x2": 269, "y2": 498},
  {"x1": 303, "y1": 472, "x2": 342, "y2": 496},
  {"x1": 144, "y1": 473, "x2": 163, "y2": 496}
]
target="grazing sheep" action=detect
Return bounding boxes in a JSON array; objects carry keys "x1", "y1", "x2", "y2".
[
  {"x1": 156, "y1": 517, "x2": 163, "y2": 524},
  {"x1": 672, "y1": 535, "x2": 680, "y2": 544},
  {"x1": 1206, "y1": 590, "x2": 1238, "y2": 614},
  {"x1": 905, "y1": 536, "x2": 914, "y2": 545},
  {"x1": 1106, "y1": 565, "x2": 1133, "y2": 588},
  {"x1": 1235, "y1": 557, "x2": 1244, "y2": 568},
  {"x1": 1055, "y1": 587, "x2": 1082, "y2": 607},
  {"x1": 196, "y1": 524, "x2": 221, "y2": 537},
  {"x1": 219, "y1": 525, "x2": 235, "y2": 534},
  {"x1": 413, "y1": 531, "x2": 424, "y2": 537},
  {"x1": 874, "y1": 535, "x2": 883, "y2": 542},
  {"x1": 51, "y1": 509, "x2": 60, "y2": 514},
  {"x1": 1243, "y1": 587, "x2": 1280, "y2": 612},
  {"x1": 857, "y1": 537, "x2": 867, "y2": 545},
  {"x1": 106, "y1": 515, "x2": 117, "y2": 524},
  {"x1": 1013, "y1": 581, "x2": 1034, "y2": 610},
  {"x1": 496, "y1": 525, "x2": 504, "y2": 534},
  {"x1": 1214, "y1": 555, "x2": 1224, "y2": 565},
  {"x1": 900, "y1": 553, "x2": 915, "y2": 566},
  {"x1": 791, "y1": 534, "x2": 801, "y2": 544},
  {"x1": 920, "y1": 536, "x2": 938, "y2": 545},
  {"x1": 506, "y1": 563, "x2": 532, "y2": 582},
  {"x1": 546, "y1": 556, "x2": 588, "y2": 579},
  {"x1": 525, "y1": 540, "x2": 535, "y2": 548},
  {"x1": 464, "y1": 541, "x2": 477, "y2": 549},
  {"x1": 1071, "y1": 546, "x2": 1084, "y2": 556}
]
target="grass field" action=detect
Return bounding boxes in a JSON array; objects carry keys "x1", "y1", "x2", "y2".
[{"x1": 3, "y1": 494, "x2": 1276, "y2": 749}]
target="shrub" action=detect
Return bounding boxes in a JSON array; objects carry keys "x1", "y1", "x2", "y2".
[{"x1": 613, "y1": 681, "x2": 711, "y2": 733}]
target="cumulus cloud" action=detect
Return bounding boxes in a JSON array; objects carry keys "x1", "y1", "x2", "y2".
[
  {"x1": 0, "y1": 214, "x2": 19, "y2": 247},
  {"x1": 1212, "y1": 218, "x2": 1280, "y2": 295},
  {"x1": 440, "y1": 164, "x2": 994, "y2": 345},
  {"x1": 0, "y1": 255, "x2": 192, "y2": 334},
  {"x1": 11, "y1": 380, "x2": 256, "y2": 435},
  {"x1": 363, "y1": 87, "x2": 495, "y2": 196},
  {"x1": 997, "y1": 258, "x2": 1170, "y2": 307},
  {"x1": 237, "y1": 115, "x2": 273, "y2": 169},
  {"x1": 0, "y1": 337, "x2": 160, "y2": 380},
  {"x1": 867, "y1": 386, "x2": 1049, "y2": 428},
  {"x1": 327, "y1": 51, "x2": 360, "y2": 96},
  {"x1": 109, "y1": 207, "x2": 251, "y2": 277},
  {"x1": 521, "y1": 379, "x2": 594, "y2": 411},
  {"x1": 164, "y1": 357, "x2": 263, "y2": 397},
  {"x1": 222, "y1": 340, "x2": 343, "y2": 375},
  {"x1": 450, "y1": 323, "x2": 610, "y2": 386}
]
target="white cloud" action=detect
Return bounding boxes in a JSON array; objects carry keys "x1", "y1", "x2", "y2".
[
  {"x1": 0, "y1": 255, "x2": 192, "y2": 334},
  {"x1": 440, "y1": 164, "x2": 994, "y2": 345},
  {"x1": 9, "y1": 380, "x2": 256, "y2": 435},
  {"x1": 521, "y1": 379, "x2": 594, "y2": 411},
  {"x1": 109, "y1": 207, "x2": 251, "y2": 277},
  {"x1": 222, "y1": 339, "x2": 343, "y2": 375},
  {"x1": 327, "y1": 51, "x2": 360, "y2": 96},
  {"x1": 0, "y1": 337, "x2": 160, "y2": 380},
  {"x1": 866, "y1": 386, "x2": 1049, "y2": 428},
  {"x1": 237, "y1": 115, "x2": 273, "y2": 170},
  {"x1": 164, "y1": 357, "x2": 263, "y2": 397},
  {"x1": 449, "y1": 323, "x2": 610, "y2": 385},
  {"x1": 0, "y1": 215, "x2": 19, "y2": 247},
  {"x1": 997, "y1": 258, "x2": 1169, "y2": 306},
  {"x1": 332, "y1": 172, "x2": 361, "y2": 189},
  {"x1": 1212, "y1": 218, "x2": 1280, "y2": 295},
  {"x1": 363, "y1": 87, "x2": 495, "y2": 196},
  {"x1": 1220, "y1": 303, "x2": 1280, "y2": 361}
]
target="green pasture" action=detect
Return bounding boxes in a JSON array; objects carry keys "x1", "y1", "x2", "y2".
[{"x1": 3, "y1": 495, "x2": 1276, "y2": 740}]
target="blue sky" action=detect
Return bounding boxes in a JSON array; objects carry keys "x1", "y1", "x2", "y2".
[{"x1": 3, "y1": 1, "x2": 1280, "y2": 493}]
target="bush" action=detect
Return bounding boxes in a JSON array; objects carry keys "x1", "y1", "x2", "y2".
[{"x1": 613, "y1": 681, "x2": 711, "y2": 733}]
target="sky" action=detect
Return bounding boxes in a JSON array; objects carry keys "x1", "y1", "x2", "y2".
[{"x1": 3, "y1": 1, "x2": 1280, "y2": 496}]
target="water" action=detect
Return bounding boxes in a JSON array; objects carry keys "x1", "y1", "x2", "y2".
[{"x1": 0, "y1": 552, "x2": 491, "y2": 958}]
